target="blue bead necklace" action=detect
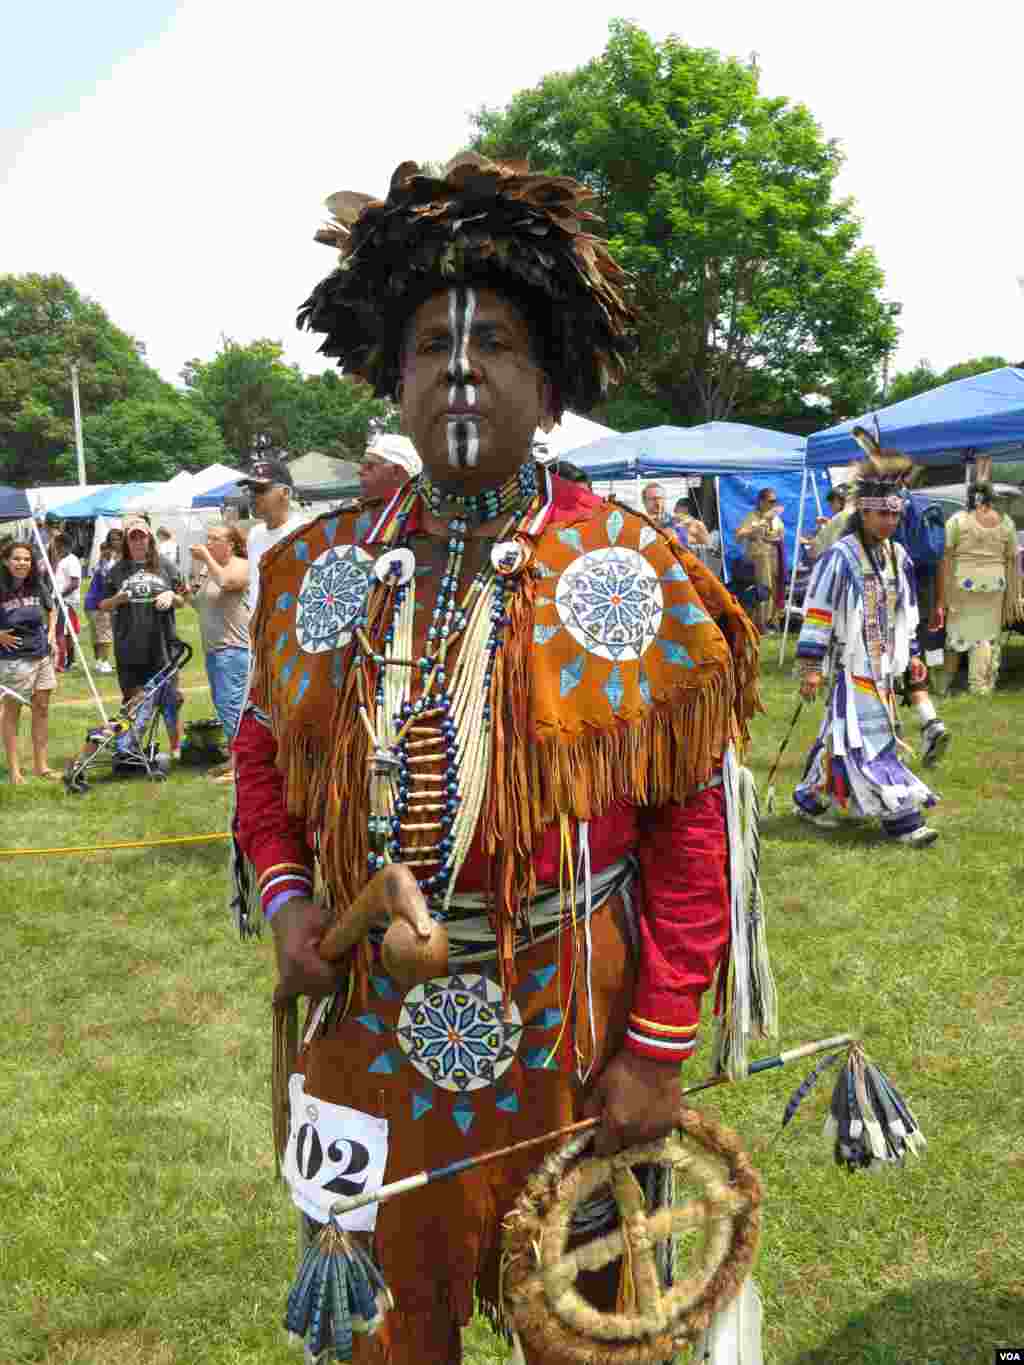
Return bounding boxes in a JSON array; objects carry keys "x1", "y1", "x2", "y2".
[{"x1": 359, "y1": 496, "x2": 528, "y2": 908}]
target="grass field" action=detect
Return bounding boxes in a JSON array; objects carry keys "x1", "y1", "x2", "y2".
[{"x1": 1, "y1": 607, "x2": 1022, "y2": 1364}]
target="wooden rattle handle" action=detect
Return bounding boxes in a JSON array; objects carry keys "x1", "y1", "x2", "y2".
[{"x1": 318, "y1": 865, "x2": 448, "y2": 987}]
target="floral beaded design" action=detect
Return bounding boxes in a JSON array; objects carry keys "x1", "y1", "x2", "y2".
[
  {"x1": 395, "y1": 974, "x2": 523, "y2": 1093},
  {"x1": 555, "y1": 545, "x2": 664, "y2": 662},
  {"x1": 295, "y1": 544, "x2": 374, "y2": 654}
]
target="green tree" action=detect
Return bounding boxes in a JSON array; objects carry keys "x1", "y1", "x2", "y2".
[
  {"x1": 473, "y1": 22, "x2": 898, "y2": 426},
  {"x1": 290, "y1": 370, "x2": 398, "y2": 459},
  {"x1": 54, "y1": 395, "x2": 227, "y2": 483},
  {"x1": 0, "y1": 273, "x2": 166, "y2": 485},
  {"x1": 183, "y1": 340, "x2": 398, "y2": 464},
  {"x1": 181, "y1": 338, "x2": 303, "y2": 463},
  {"x1": 885, "y1": 355, "x2": 1010, "y2": 406}
]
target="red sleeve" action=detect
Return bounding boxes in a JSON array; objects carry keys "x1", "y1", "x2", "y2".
[
  {"x1": 627, "y1": 785, "x2": 730, "y2": 1064},
  {"x1": 232, "y1": 707, "x2": 315, "y2": 916}
]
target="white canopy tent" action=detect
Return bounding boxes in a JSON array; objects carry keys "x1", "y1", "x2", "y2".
[{"x1": 535, "y1": 412, "x2": 613, "y2": 459}]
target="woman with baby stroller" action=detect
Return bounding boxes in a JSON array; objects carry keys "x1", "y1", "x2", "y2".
[{"x1": 98, "y1": 515, "x2": 187, "y2": 759}]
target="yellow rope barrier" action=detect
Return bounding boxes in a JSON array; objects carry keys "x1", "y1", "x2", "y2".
[{"x1": 0, "y1": 832, "x2": 230, "y2": 858}]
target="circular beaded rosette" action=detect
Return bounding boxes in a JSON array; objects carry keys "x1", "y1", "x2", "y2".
[
  {"x1": 502, "y1": 1108, "x2": 762, "y2": 1365},
  {"x1": 295, "y1": 544, "x2": 373, "y2": 654},
  {"x1": 554, "y1": 546, "x2": 664, "y2": 662},
  {"x1": 395, "y1": 973, "x2": 523, "y2": 1093}
]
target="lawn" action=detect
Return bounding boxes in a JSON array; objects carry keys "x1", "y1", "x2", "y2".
[{"x1": 1, "y1": 607, "x2": 1022, "y2": 1364}]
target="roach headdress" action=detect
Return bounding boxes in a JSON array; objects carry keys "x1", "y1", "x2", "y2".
[
  {"x1": 297, "y1": 153, "x2": 636, "y2": 420},
  {"x1": 851, "y1": 425, "x2": 914, "y2": 511}
]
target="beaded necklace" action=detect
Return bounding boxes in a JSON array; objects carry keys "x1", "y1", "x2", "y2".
[
  {"x1": 355, "y1": 479, "x2": 541, "y2": 911},
  {"x1": 418, "y1": 460, "x2": 538, "y2": 528}
]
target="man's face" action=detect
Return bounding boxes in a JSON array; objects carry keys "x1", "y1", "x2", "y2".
[
  {"x1": 860, "y1": 507, "x2": 902, "y2": 544},
  {"x1": 249, "y1": 482, "x2": 290, "y2": 524},
  {"x1": 642, "y1": 486, "x2": 665, "y2": 520},
  {"x1": 359, "y1": 452, "x2": 402, "y2": 502},
  {"x1": 399, "y1": 286, "x2": 552, "y2": 491}
]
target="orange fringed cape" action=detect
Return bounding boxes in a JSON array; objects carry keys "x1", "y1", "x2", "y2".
[{"x1": 249, "y1": 485, "x2": 760, "y2": 991}]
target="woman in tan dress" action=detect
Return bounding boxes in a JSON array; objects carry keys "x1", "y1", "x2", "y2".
[
  {"x1": 932, "y1": 483, "x2": 1021, "y2": 694},
  {"x1": 736, "y1": 487, "x2": 784, "y2": 630}
]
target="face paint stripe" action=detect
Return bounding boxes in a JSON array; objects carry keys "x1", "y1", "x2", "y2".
[{"x1": 446, "y1": 287, "x2": 480, "y2": 470}]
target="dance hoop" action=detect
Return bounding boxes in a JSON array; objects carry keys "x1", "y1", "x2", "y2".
[{"x1": 501, "y1": 1108, "x2": 762, "y2": 1365}]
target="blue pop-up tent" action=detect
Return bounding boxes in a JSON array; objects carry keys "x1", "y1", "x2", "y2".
[
  {"x1": 805, "y1": 366, "x2": 1024, "y2": 468},
  {"x1": 49, "y1": 482, "x2": 167, "y2": 518},
  {"x1": 0, "y1": 485, "x2": 32, "y2": 522},
  {"x1": 569, "y1": 421, "x2": 806, "y2": 479},
  {"x1": 193, "y1": 478, "x2": 239, "y2": 507},
  {"x1": 717, "y1": 468, "x2": 833, "y2": 584},
  {"x1": 637, "y1": 422, "x2": 805, "y2": 476}
]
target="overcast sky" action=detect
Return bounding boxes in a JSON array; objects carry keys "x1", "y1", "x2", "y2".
[{"x1": 4, "y1": 0, "x2": 1022, "y2": 390}]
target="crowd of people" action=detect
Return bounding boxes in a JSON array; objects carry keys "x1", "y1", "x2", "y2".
[
  {"x1": 0, "y1": 432, "x2": 427, "y2": 785},
  {"x1": 2, "y1": 450, "x2": 1020, "y2": 793}
]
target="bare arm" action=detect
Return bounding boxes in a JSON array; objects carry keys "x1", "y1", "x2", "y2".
[{"x1": 189, "y1": 546, "x2": 248, "y2": 593}]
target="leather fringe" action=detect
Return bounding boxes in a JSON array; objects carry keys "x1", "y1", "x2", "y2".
[
  {"x1": 483, "y1": 574, "x2": 538, "y2": 1001},
  {"x1": 533, "y1": 669, "x2": 734, "y2": 823},
  {"x1": 272, "y1": 998, "x2": 298, "y2": 1172}
]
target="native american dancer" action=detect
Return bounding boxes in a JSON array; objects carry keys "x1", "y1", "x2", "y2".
[
  {"x1": 793, "y1": 447, "x2": 940, "y2": 847},
  {"x1": 232, "y1": 154, "x2": 765, "y2": 1363}
]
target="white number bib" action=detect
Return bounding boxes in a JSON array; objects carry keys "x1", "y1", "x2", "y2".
[{"x1": 282, "y1": 1073, "x2": 389, "y2": 1232}]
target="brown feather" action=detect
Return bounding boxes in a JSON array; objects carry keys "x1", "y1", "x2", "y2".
[
  {"x1": 850, "y1": 425, "x2": 881, "y2": 460},
  {"x1": 853, "y1": 452, "x2": 914, "y2": 482}
]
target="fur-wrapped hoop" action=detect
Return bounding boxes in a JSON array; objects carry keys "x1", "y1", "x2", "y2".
[
  {"x1": 501, "y1": 1108, "x2": 761, "y2": 1365},
  {"x1": 298, "y1": 152, "x2": 637, "y2": 418}
]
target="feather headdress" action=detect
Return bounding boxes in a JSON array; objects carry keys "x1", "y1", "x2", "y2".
[
  {"x1": 851, "y1": 425, "x2": 914, "y2": 510},
  {"x1": 297, "y1": 153, "x2": 636, "y2": 419}
]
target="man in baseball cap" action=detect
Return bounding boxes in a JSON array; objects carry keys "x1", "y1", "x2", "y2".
[
  {"x1": 236, "y1": 456, "x2": 295, "y2": 495},
  {"x1": 238, "y1": 458, "x2": 304, "y2": 612}
]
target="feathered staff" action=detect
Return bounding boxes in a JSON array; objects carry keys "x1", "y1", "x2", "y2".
[
  {"x1": 281, "y1": 1032, "x2": 924, "y2": 1358},
  {"x1": 779, "y1": 1040, "x2": 926, "y2": 1171},
  {"x1": 285, "y1": 1217, "x2": 393, "y2": 1362}
]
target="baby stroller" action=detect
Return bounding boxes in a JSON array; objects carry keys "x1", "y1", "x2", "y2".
[{"x1": 63, "y1": 638, "x2": 192, "y2": 794}]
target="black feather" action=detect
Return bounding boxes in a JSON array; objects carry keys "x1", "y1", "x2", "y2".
[{"x1": 781, "y1": 1051, "x2": 843, "y2": 1129}]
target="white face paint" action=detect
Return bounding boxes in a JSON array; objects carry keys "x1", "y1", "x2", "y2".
[{"x1": 446, "y1": 286, "x2": 479, "y2": 470}]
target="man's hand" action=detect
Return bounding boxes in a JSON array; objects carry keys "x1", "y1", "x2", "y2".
[
  {"x1": 0, "y1": 629, "x2": 18, "y2": 652},
  {"x1": 908, "y1": 656, "x2": 927, "y2": 685},
  {"x1": 270, "y1": 896, "x2": 345, "y2": 1004},
  {"x1": 583, "y1": 1050, "x2": 683, "y2": 1157},
  {"x1": 154, "y1": 590, "x2": 174, "y2": 612},
  {"x1": 799, "y1": 668, "x2": 822, "y2": 702},
  {"x1": 929, "y1": 605, "x2": 946, "y2": 632}
]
